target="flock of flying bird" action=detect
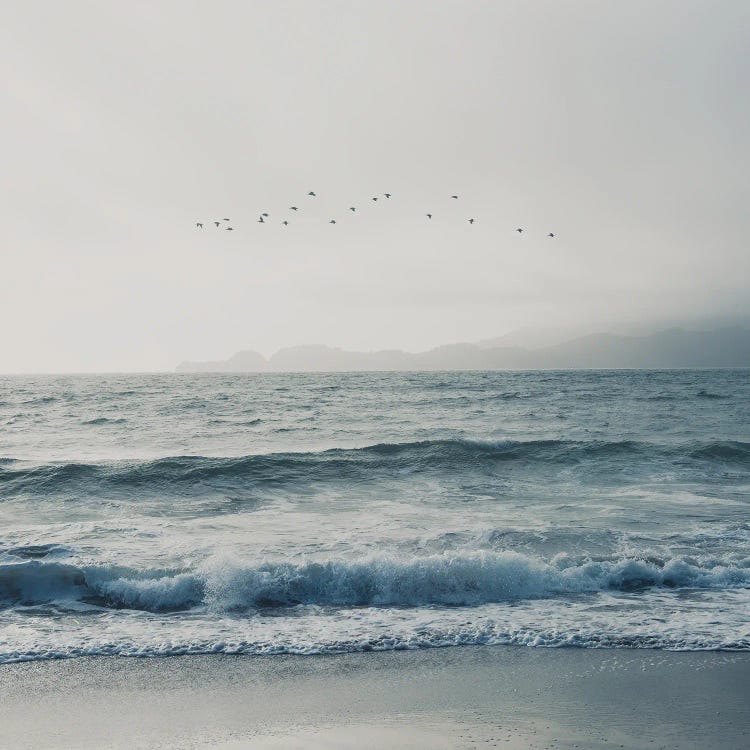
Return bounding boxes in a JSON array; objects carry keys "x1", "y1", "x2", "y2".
[{"x1": 195, "y1": 192, "x2": 555, "y2": 237}]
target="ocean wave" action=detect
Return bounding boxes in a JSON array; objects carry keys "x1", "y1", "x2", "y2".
[
  {"x1": 1, "y1": 551, "x2": 748, "y2": 613},
  {"x1": 689, "y1": 441, "x2": 750, "y2": 464},
  {"x1": 20, "y1": 396, "x2": 56, "y2": 405},
  {"x1": 1, "y1": 544, "x2": 70, "y2": 560},
  {"x1": 3, "y1": 438, "x2": 749, "y2": 498},
  {"x1": 207, "y1": 418, "x2": 263, "y2": 426}
]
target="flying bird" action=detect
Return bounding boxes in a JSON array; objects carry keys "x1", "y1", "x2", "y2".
[
  {"x1": 214, "y1": 221, "x2": 221, "y2": 227},
  {"x1": 258, "y1": 216, "x2": 265, "y2": 223},
  {"x1": 384, "y1": 193, "x2": 391, "y2": 198},
  {"x1": 329, "y1": 219, "x2": 337, "y2": 224},
  {"x1": 290, "y1": 206, "x2": 298, "y2": 211},
  {"x1": 308, "y1": 191, "x2": 316, "y2": 196},
  {"x1": 262, "y1": 213, "x2": 269, "y2": 217},
  {"x1": 468, "y1": 218, "x2": 475, "y2": 224},
  {"x1": 282, "y1": 220, "x2": 289, "y2": 226},
  {"x1": 426, "y1": 214, "x2": 432, "y2": 219},
  {"x1": 548, "y1": 233, "x2": 555, "y2": 238},
  {"x1": 450, "y1": 195, "x2": 458, "y2": 199},
  {"x1": 223, "y1": 218, "x2": 230, "y2": 222},
  {"x1": 372, "y1": 197, "x2": 378, "y2": 201},
  {"x1": 516, "y1": 228, "x2": 523, "y2": 233},
  {"x1": 196, "y1": 223, "x2": 203, "y2": 228},
  {"x1": 349, "y1": 207, "x2": 356, "y2": 212},
  {"x1": 226, "y1": 227, "x2": 234, "y2": 231}
]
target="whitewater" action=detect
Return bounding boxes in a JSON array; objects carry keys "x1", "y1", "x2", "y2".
[{"x1": 1, "y1": 370, "x2": 749, "y2": 662}]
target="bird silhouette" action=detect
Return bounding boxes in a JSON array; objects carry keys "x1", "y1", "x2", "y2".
[
  {"x1": 226, "y1": 227, "x2": 234, "y2": 231},
  {"x1": 308, "y1": 191, "x2": 316, "y2": 196},
  {"x1": 290, "y1": 206, "x2": 298, "y2": 211},
  {"x1": 468, "y1": 218, "x2": 475, "y2": 224},
  {"x1": 282, "y1": 220, "x2": 289, "y2": 226},
  {"x1": 548, "y1": 233, "x2": 555, "y2": 238},
  {"x1": 329, "y1": 219, "x2": 337, "y2": 224},
  {"x1": 214, "y1": 221, "x2": 221, "y2": 227},
  {"x1": 349, "y1": 207, "x2": 356, "y2": 212},
  {"x1": 262, "y1": 213, "x2": 269, "y2": 217},
  {"x1": 450, "y1": 195, "x2": 458, "y2": 199},
  {"x1": 258, "y1": 216, "x2": 265, "y2": 223},
  {"x1": 223, "y1": 218, "x2": 230, "y2": 222},
  {"x1": 196, "y1": 223, "x2": 203, "y2": 228},
  {"x1": 426, "y1": 214, "x2": 432, "y2": 219},
  {"x1": 372, "y1": 197, "x2": 378, "y2": 201},
  {"x1": 516, "y1": 228, "x2": 523, "y2": 233},
  {"x1": 384, "y1": 193, "x2": 391, "y2": 198}
]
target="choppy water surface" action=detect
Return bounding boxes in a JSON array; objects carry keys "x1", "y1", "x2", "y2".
[{"x1": 1, "y1": 370, "x2": 749, "y2": 662}]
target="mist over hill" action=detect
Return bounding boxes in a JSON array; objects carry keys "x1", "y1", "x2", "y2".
[{"x1": 175, "y1": 327, "x2": 750, "y2": 372}]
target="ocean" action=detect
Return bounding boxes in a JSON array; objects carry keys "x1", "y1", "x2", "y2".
[{"x1": 1, "y1": 370, "x2": 748, "y2": 663}]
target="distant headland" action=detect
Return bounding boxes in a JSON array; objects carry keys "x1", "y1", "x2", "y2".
[{"x1": 176, "y1": 326, "x2": 750, "y2": 372}]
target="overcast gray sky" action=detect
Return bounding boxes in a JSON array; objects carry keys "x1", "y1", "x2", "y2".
[{"x1": 2, "y1": 0, "x2": 749, "y2": 372}]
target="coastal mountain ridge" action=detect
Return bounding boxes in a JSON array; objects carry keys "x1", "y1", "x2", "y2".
[{"x1": 175, "y1": 326, "x2": 750, "y2": 372}]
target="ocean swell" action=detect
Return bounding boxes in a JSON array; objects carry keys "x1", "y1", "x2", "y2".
[{"x1": 3, "y1": 438, "x2": 749, "y2": 499}]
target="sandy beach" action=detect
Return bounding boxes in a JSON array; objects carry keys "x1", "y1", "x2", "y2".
[{"x1": 1, "y1": 647, "x2": 748, "y2": 749}]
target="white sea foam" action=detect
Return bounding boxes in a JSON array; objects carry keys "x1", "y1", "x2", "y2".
[{"x1": 2, "y1": 588, "x2": 749, "y2": 664}]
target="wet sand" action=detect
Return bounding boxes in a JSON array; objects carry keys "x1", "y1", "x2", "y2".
[{"x1": 1, "y1": 647, "x2": 748, "y2": 749}]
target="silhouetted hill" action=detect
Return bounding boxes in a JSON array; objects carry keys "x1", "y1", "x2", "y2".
[
  {"x1": 175, "y1": 349, "x2": 267, "y2": 373},
  {"x1": 175, "y1": 327, "x2": 750, "y2": 372},
  {"x1": 535, "y1": 327, "x2": 750, "y2": 368}
]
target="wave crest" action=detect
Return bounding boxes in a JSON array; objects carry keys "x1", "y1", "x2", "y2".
[
  {"x1": 4, "y1": 438, "x2": 750, "y2": 498},
  {"x1": 1, "y1": 551, "x2": 748, "y2": 613}
]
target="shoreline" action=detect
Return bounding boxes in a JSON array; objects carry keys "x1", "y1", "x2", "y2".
[{"x1": 2, "y1": 646, "x2": 748, "y2": 749}]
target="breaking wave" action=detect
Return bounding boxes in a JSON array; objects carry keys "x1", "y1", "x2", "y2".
[{"x1": 1, "y1": 551, "x2": 748, "y2": 613}]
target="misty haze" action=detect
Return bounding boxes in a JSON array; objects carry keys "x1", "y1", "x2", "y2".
[{"x1": 2, "y1": 1, "x2": 749, "y2": 373}]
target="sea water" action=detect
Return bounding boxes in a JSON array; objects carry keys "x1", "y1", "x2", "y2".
[{"x1": 0, "y1": 370, "x2": 748, "y2": 662}]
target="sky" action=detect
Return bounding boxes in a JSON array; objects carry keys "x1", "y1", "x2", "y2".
[{"x1": 2, "y1": 0, "x2": 749, "y2": 372}]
